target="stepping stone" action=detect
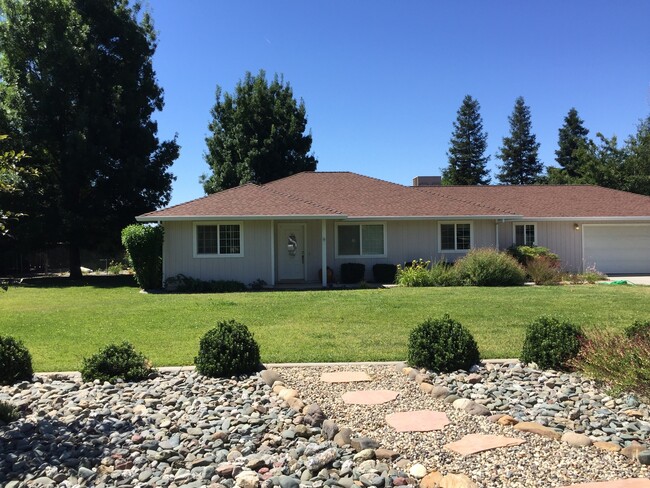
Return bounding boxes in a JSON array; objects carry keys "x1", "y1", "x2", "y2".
[
  {"x1": 321, "y1": 371, "x2": 372, "y2": 383},
  {"x1": 386, "y1": 410, "x2": 450, "y2": 432},
  {"x1": 444, "y1": 433, "x2": 526, "y2": 456},
  {"x1": 342, "y1": 390, "x2": 399, "y2": 405},
  {"x1": 562, "y1": 480, "x2": 650, "y2": 488}
]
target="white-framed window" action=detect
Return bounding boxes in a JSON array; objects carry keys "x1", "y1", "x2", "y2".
[
  {"x1": 336, "y1": 223, "x2": 386, "y2": 257},
  {"x1": 193, "y1": 222, "x2": 243, "y2": 257},
  {"x1": 439, "y1": 222, "x2": 472, "y2": 252},
  {"x1": 514, "y1": 223, "x2": 536, "y2": 247}
]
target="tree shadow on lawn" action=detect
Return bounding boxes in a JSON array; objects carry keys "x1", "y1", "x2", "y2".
[{"x1": 17, "y1": 275, "x2": 139, "y2": 290}]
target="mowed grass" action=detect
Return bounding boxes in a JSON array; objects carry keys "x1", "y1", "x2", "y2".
[{"x1": 1, "y1": 276, "x2": 649, "y2": 372}]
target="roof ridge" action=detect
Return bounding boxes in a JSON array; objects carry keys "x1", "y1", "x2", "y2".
[
  {"x1": 259, "y1": 184, "x2": 344, "y2": 215},
  {"x1": 419, "y1": 187, "x2": 519, "y2": 216}
]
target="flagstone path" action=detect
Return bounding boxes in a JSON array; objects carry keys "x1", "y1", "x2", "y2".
[
  {"x1": 342, "y1": 389, "x2": 399, "y2": 405},
  {"x1": 275, "y1": 366, "x2": 650, "y2": 488}
]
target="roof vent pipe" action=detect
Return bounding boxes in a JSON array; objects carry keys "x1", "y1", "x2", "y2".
[{"x1": 413, "y1": 176, "x2": 442, "y2": 187}]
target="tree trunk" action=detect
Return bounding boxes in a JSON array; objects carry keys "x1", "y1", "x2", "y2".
[{"x1": 68, "y1": 243, "x2": 82, "y2": 279}]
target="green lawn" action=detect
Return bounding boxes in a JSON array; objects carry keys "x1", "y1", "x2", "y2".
[{"x1": 1, "y1": 276, "x2": 649, "y2": 372}]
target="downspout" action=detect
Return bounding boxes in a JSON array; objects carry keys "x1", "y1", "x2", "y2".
[
  {"x1": 321, "y1": 219, "x2": 327, "y2": 287},
  {"x1": 495, "y1": 220, "x2": 500, "y2": 251},
  {"x1": 270, "y1": 220, "x2": 275, "y2": 286},
  {"x1": 159, "y1": 221, "x2": 165, "y2": 289}
]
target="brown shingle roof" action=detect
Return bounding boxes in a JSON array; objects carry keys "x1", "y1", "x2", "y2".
[
  {"x1": 418, "y1": 185, "x2": 650, "y2": 218},
  {"x1": 138, "y1": 172, "x2": 650, "y2": 221}
]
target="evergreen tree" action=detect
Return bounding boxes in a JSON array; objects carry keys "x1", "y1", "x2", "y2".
[
  {"x1": 202, "y1": 70, "x2": 317, "y2": 194},
  {"x1": 0, "y1": 0, "x2": 178, "y2": 279},
  {"x1": 555, "y1": 108, "x2": 590, "y2": 177},
  {"x1": 442, "y1": 95, "x2": 490, "y2": 185},
  {"x1": 621, "y1": 116, "x2": 650, "y2": 196},
  {"x1": 496, "y1": 97, "x2": 543, "y2": 184}
]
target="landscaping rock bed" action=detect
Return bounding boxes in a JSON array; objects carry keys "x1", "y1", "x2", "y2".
[{"x1": 0, "y1": 363, "x2": 648, "y2": 487}]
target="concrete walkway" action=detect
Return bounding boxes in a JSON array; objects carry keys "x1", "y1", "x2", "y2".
[{"x1": 606, "y1": 275, "x2": 650, "y2": 285}]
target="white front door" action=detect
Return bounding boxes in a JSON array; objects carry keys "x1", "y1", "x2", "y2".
[{"x1": 277, "y1": 223, "x2": 306, "y2": 281}]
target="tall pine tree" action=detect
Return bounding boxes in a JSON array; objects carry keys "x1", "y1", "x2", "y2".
[
  {"x1": 496, "y1": 97, "x2": 543, "y2": 185},
  {"x1": 0, "y1": 0, "x2": 178, "y2": 278},
  {"x1": 555, "y1": 108, "x2": 590, "y2": 177},
  {"x1": 442, "y1": 95, "x2": 490, "y2": 185}
]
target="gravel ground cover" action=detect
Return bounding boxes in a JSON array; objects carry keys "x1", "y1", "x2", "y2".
[{"x1": 0, "y1": 363, "x2": 648, "y2": 488}]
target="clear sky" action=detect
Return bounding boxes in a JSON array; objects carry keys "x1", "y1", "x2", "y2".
[{"x1": 148, "y1": 1, "x2": 650, "y2": 206}]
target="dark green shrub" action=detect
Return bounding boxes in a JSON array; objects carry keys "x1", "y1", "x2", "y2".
[
  {"x1": 81, "y1": 342, "x2": 152, "y2": 383},
  {"x1": 572, "y1": 330, "x2": 650, "y2": 399},
  {"x1": 121, "y1": 224, "x2": 164, "y2": 290},
  {"x1": 166, "y1": 274, "x2": 247, "y2": 293},
  {"x1": 407, "y1": 314, "x2": 480, "y2": 373},
  {"x1": 625, "y1": 320, "x2": 650, "y2": 340},
  {"x1": 507, "y1": 245, "x2": 560, "y2": 267},
  {"x1": 526, "y1": 256, "x2": 562, "y2": 285},
  {"x1": 0, "y1": 401, "x2": 19, "y2": 424},
  {"x1": 396, "y1": 259, "x2": 433, "y2": 287},
  {"x1": 195, "y1": 320, "x2": 261, "y2": 377},
  {"x1": 372, "y1": 264, "x2": 397, "y2": 283},
  {"x1": 520, "y1": 316, "x2": 582, "y2": 370},
  {"x1": 340, "y1": 263, "x2": 366, "y2": 284},
  {"x1": 0, "y1": 336, "x2": 33, "y2": 385},
  {"x1": 455, "y1": 249, "x2": 526, "y2": 286}
]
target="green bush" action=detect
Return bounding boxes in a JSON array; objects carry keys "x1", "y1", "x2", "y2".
[
  {"x1": 81, "y1": 342, "x2": 152, "y2": 383},
  {"x1": 520, "y1": 316, "x2": 582, "y2": 370},
  {"x1": 166, "y1": 274, "x2": 247, "y2": 293},
  {"x1": 396, "y1": 259, "x2": 433, "y2": 287},
  {"x1": 0, "y1": 401, "x2": 19, "y2": 424},
  {"x1": 340, "y1": 263, "x2": 366, "y2": 284},
  {"x1": 372, "y1": 263, "x2": 398, "y2": 283},
  {"x1": 625, "y1": 320, "x2": 650, "y2": 340},
  {"x1": 526, "y1": 256, "x2": 562, "y2": 285},
  {"x1": 455, "y1": 249, "x2": 526, "y2": 286},
  {"x1": 572, "y1": 330, "x2": 650, "y2": 400},
  {"x1": 429, "y1": 261, "x2": 462, "y2": 286},
  {"x1": 195, "y1": 320, "x2": 261, "y2": 377},
  {"x1": 0, "y1": 336, "x2": 33, "y2": 385},
  {"x1": 121, "y1": 224, "x2": 163, "y2": 290},
  {"x1": 407, "y1": 314, "x2": 480, "y2": 373},
  {"x1": 507, "y1": 245, "x2": 560, "y2": 267}
]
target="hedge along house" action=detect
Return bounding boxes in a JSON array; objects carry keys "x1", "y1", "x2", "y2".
[{"x1": 136, "y1": 171, "x2": 650, "y2": 287}]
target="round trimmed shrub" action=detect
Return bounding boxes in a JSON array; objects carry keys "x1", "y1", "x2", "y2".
[
  {"x1": 407, "y1": 314, "x2": 481, "y2": 373},
  {"x1": 0, "y1": 336, "x2": 33, "y2": 385},
  {"x1": 195, "y1": 320, "x2": 261, "y2": 377},
  {"x1": 0, "y1": 401, "x2": 19, "y2": 424},
  {"x1": 81, "y1": 342, "x2": 152, "y2": 383},
  {"x1": 520, "y1": 316, "x2": 582, "y2": 370},
  {"x1": 455, "y1": 248, "x2": 526, "y2": 286}
]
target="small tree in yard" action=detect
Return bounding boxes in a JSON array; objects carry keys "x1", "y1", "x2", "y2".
[{"x1": 121, "y1": 224, "x2": 163, "y2": 290}]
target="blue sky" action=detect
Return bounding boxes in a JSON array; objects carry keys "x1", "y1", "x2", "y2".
[{"x1": 148, "y1": 1, "x2": 650, "y2": 206}]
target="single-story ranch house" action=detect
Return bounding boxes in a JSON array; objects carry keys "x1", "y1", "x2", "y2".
[{"x1": 137, "y1": 171, "x2": 650, "y2": 287}]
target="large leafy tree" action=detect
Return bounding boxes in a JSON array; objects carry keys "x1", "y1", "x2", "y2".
[
  {"x1": 621, "y1": 116, "x2": 650, "y2": 196},
  {"x1": 496, "y1": 97, "x2": 543, "y2": 184},
  {"x1": 202, "y1": 70, "x2": 317, "y2": 194},
  {"x1": 0, "y1": 0, "x2": 178, "y2": 279},
  {"x1": 442, "y1": 95, "x2": 490, "y2": 185}
]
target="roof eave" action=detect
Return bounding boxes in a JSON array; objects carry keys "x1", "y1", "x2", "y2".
[{"x1": 136, "y1": 214, "x2": 345, "y2": 222}]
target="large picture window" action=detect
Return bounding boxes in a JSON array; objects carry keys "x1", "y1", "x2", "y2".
[
  {"x1": 439, "y1": 222, "x2": 472, "y2": 251},
  {"x1": 514, "y1": 223, "x2": 536, "y2": 247},
  {"x1": 194, "y1": 222, "x2": 243, "y2": 257},
  {"x1": 336, "y1": 223, "x2": 386, "y2": 257}
]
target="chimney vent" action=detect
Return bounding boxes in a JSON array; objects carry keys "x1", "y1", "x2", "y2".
[{"x1": 413, "y1": 176, "x2": 442, "y2": 187}]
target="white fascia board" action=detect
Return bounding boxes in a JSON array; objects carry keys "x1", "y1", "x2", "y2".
[
  {"x1": 343, "y1": 215, "x2": 522, "y2": 221},
  {"x1": 507, "y1": 216, "x2": 650, "y2": 222},
  {"x1": 136, "y1": 214, "x2": 344, "y2": 222}
]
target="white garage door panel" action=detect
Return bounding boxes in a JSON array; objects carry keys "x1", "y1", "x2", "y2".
[{"x1": 583, "y1": 225, "x2": 650, "y2": 274}]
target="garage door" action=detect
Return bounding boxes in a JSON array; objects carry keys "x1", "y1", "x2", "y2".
[{"x1": 583, "y1": 225, "x2": 650, "y2": 274}]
